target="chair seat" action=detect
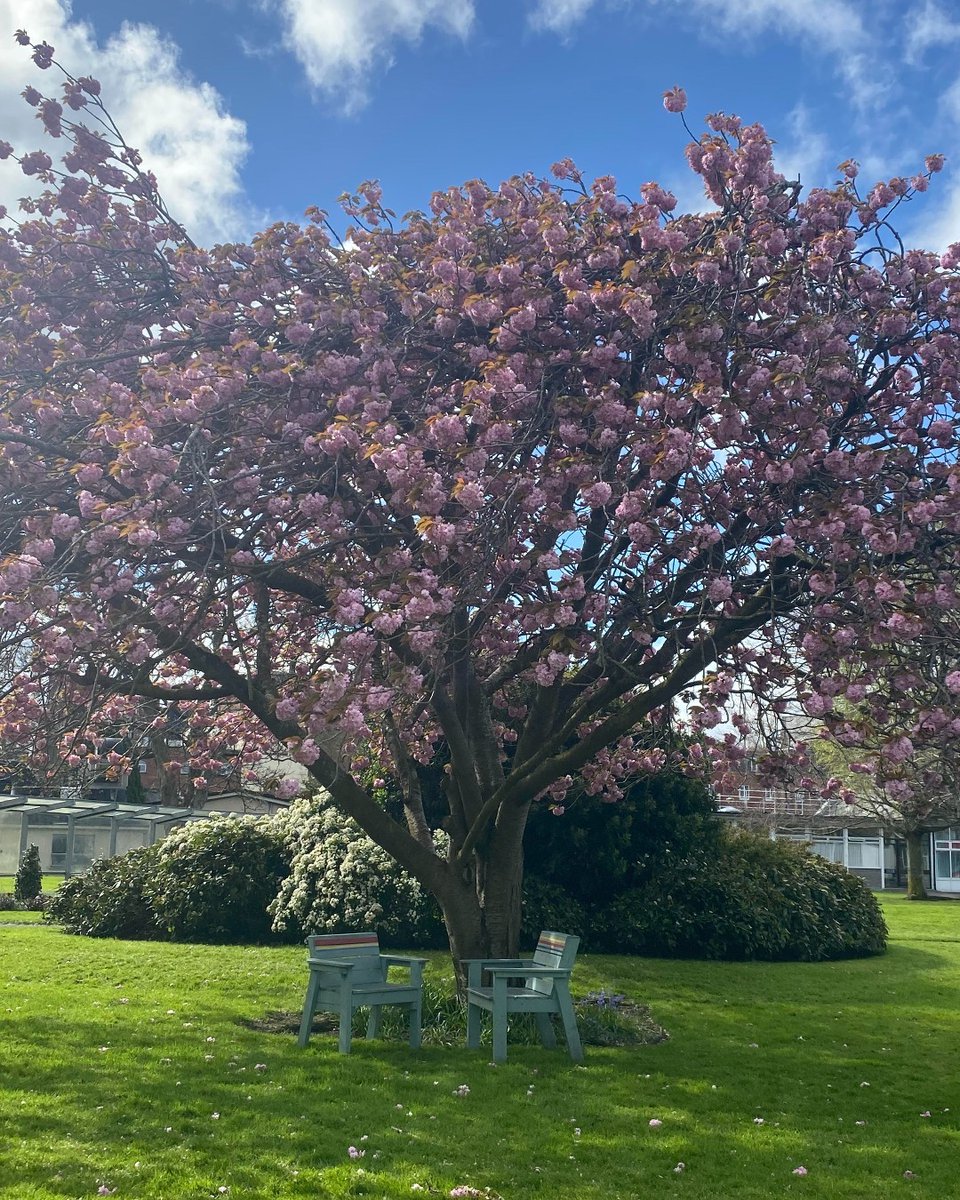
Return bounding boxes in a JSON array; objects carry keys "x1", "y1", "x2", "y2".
[
  {"x1": 311, "y1": 979, "x2": 421, "y2": 1002},
  {"x1": 466, "y1": 985, "x2": 560, "y2": 1011}
]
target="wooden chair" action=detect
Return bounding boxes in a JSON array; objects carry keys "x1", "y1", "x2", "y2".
[
  {"x1": 464, "y1": 930, "x2": 584, "y2": 1063},
  {"x1": 297, "y1": 931, "x2": 427, "y2": 1054}
]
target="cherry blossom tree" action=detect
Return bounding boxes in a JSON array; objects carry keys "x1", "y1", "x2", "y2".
[
  {"x1": 812, "y1": 625, "x2": 960, "y2": 899},
  {"x1": 2, "y1": 42, "x2": 960, "y2": 960}
]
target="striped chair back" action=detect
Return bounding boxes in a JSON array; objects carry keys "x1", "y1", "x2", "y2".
[
  {"x1": 307, "y1": 931, "x2": 385, "y2": 986},
  {"x1": 530, "y1": 930, "x2": 580, "y2": 995}
]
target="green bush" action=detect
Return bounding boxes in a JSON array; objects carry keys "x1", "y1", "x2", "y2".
[
  {"x1": 595, "y1": 829, "x2": 887, "y2": 961},
  {"x1": 45, "y1": 846, "x2": 163, "y2": 939},
  {"x1": 520, "y1": 876, "x2": 587, "y2": 944},
  {"x1": 524, "y1": 768, "x2": 722, "y2": 910},
  {"x1": 271, "y1": 795, "x2": 447, "y2": 948},
  {"x1": 45, "y1": 817, "x2": 293, "y2": 943},
  {"x1": 14, "y1": 844, "x2": 43, "y2": 902},
  {"x1": 147, "y1": 817, "x2": 293, "y2": 944}
]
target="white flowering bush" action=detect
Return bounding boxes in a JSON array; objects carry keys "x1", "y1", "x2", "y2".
[{"x1": 271, "y1": 794, "x2": 447, "y2": 948}]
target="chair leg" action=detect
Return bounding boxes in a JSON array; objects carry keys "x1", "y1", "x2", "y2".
[
  {"x1": 298, "y1": 972, "x2": 321, "y2": 1048},
  {"x1": 534, "y1": 1012, "x2": 557, "y2": 1049},
  {"x1": 555, "y1": 987, "x2": 584, "y2": 1063},
  {"x1": 409, "y1": 998, "x2": 422, "y2": 1049},
  {"x1": 492, "y1": 1004, "x2": 509, "y2": 1063},
  {"x1": 466, "y1": 1000, "x2": 482, "y2": 1050},
  {"x1": 492, "y1": 976, "x2": 510, "y2": 1062},
  {"x1": 338, "y1": 996, "x2": 354, "y2": 1054},
  {"x1": 366, "y1": 1006, "x2": 382, "y2": 1039}
]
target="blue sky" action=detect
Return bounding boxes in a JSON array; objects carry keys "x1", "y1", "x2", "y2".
[{"x1": 0, "y1": 0, "x2": 959, "y2": 251}]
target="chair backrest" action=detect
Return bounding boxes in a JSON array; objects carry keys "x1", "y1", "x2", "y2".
[
  {"x1": 306, "y1": 931, "x2": 386, "y2": 986},
  {"x1": 530, "y1": 930, "x2": 580, "y2": 995}
]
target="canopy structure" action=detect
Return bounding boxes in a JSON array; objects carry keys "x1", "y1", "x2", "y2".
[{"x1": 0, "y1": 793, "x2": 211, "y2": 876}]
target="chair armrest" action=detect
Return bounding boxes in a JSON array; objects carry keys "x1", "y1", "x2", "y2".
[
  {"x1": 485, "y1": 966, "x2": 572, "y2": 979},
  {"x1": 463, "y1": 958, "x2": 535, "y2": 987},
  {"x1": 380, "y1": 955, "x2": 427, "y2": 984},
  {"x1": 461, "y1": 958, "x2": 534, "y2": 968},
  {"x1": 306, "y1": 957, "x2": 355, "y2": 974}
]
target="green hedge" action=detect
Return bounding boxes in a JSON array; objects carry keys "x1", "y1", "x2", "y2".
[
  {"x1": 147, "y1": 817, "x2": 292, "y2": 944},
  {"x1": 43, "y1": 786, "x2": 888, "y2": 962},
  {"x1": 45, "y1": 846, "x2": 162, "y2": 939},
  {"x1": 591, "y1": 829, "x2": 887, "y2": 961},
  {"x1": 45, "y1": 818, "x2": 294, "y2": 944}
]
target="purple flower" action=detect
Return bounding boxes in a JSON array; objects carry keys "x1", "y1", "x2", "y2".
[
  {"x1": 792, "y1": 1165, "x2": 808, "y2": 1176},
  {"x1": 348, "y1": 1146, "x2": 365, "y2": 1159}
]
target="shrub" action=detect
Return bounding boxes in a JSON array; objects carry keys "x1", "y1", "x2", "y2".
[
  {"x1": 45, "y1": 846, "x2": 163, "y2": 938},
  {"x1": 147, "y1": 817, "x2": 292, "y2": 944},
  {"x1": 14, "y1": 844, "x2": 43, "y2": 902},
  {"x1": 272, "y1": 795, "x2": 447, "y2": 948},
  {"x1": 594, "y1": 828, "x2": 887, "y2": 961},
  {"x1": 0, "y1": 893, "x2": 15, "y2": 912},
  {"x1": 524, "y1": 768, "x2": 722, "y2": 910},
  {"x1": 520, "y1": 876, "x2": 587, "y2": 944}
]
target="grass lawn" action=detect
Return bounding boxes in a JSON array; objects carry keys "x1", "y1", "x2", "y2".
[
  {"x1": 0, "y1": 874, "x2": 63, "y2": 893},
  {"x1": 1, "y1": 896, "x2": 958, "y2": 1199}
]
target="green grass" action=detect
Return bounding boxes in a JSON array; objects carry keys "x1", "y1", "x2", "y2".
[
  {"x1": 0, "y1": 873, "x2": 63, "y2": 893},
  {"x1": 1, "y1": 895, "x2": 958, "y2": 1199}
]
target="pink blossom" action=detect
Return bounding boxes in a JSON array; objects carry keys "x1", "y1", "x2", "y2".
[
  {"x1": 275, "y1": 777, "x2": 301, "y2": 800},
  {"x1": 662, "y1": 86, "x2": 687, "y2": 113},
  {"x1": 792, "y1": 1165, "x2": 808, "y2": 1176},
  {"x1": 295, "y1": 739, "x2": 321, "y2": 766}
]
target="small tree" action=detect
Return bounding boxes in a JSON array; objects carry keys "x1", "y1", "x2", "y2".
[{"x1": 14, "y1": 843, "x2": 42, "y2": 902}]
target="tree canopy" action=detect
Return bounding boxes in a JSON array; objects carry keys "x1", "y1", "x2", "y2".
[{"x1": 2, "y1": 46, "x2": 960, "y2": 955}]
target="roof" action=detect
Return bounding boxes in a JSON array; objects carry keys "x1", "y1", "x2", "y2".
[{"x1": 0, "y1": 793, "x2": 212, "y2": 825}]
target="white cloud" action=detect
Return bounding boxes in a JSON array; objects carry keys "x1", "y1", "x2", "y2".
[
  {"x1": 904, "y1": 0, "x2": 960, "y2": 65},
  {"x1": 677, "y1": 0, "x2": 887, "y2": 112},
  {"x1": 528, "y1": 0, "x2": 601, "y2": 34},
  {"x1": 774, "y1": 104, "x2": 833, "y2": 190},
  {"x1": 0, "y1": 0, "x2": 252, "y2": 246},
  {"x1": 270, "y1": 0, "x2": 475, "y2": 115},
  {"x1": 908, "y1": 76, "x2": 960, "y2": 253},
  {"x1": 908, "y1": 160, "x2": 960, "y2": 253}
]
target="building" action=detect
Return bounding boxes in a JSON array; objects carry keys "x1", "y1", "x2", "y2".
[
  {"x1": 0, "y1": 786, "x2": 290, "y2": 877},
  {"x1": 717, "y1": 756, "x2": 960, "y2": 894}
]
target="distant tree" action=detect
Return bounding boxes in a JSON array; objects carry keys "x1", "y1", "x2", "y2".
[
  {"x1": 14, "y1": 844, "x2": 42, "y2": 902},
  {"x1": 124, "y1": 763, "x2": 147, "y2": 805},
  {"x1": 2, "y1": 45, "x2": 960, "y2": 963},
  {"x1": 811, "y1": 631, "x2": 960, "y2": 900}
]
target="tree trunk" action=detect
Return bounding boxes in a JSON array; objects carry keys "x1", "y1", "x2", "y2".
[
  {"x1": 905, "y1": 828, "x2": 929, "y2": 900},
  {"x1": 432, "y1": 805, "x2": 530, "y2": 987}
]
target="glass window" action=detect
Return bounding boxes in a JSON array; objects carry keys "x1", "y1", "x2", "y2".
[{"x1": 811, "y1": 839, "x2": 843, "y2": 863}]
